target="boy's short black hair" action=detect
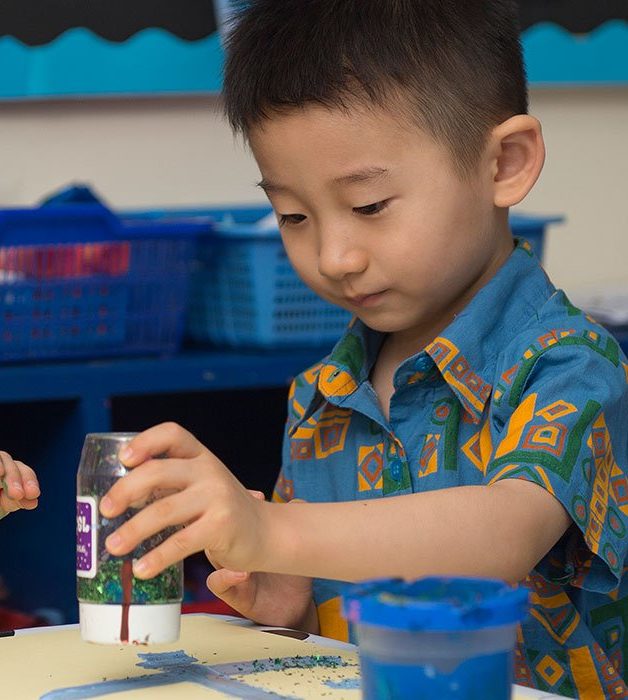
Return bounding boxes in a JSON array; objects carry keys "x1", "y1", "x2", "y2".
[{"x1": 223, "y1": 0, "x2": 528, "y2": 176}]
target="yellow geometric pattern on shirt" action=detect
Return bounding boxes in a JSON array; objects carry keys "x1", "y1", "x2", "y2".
[
  {"x1": 302, "y1": 363, "x2": 323, "y2": 385},
  {"x1": 516, "y1": 571, "x2": 628, "y2": 696},
  {"x1": 287, "y1": 379, "x2": 304, "y2": 418},
  {"x1": 461, "y1": 420, "x2": 493, "y2": 474},
  {"x1": 485, "y1": 393, "x2": 556, "y2": 497},
  {"x1": 536, "y1": 400, "x2": 578, "y2": 422},
  {"x1": 316, "y1": 596, "x2": 349, "y2": 642},
  {"x1": 611, "y1": 462, "x2": 628, "y2": 517},
  {"x1": 586, "y1": 414, "x2": 615, "y2": 556},
  {"x1": 523, "y1": 573, "x2": 582, "y2": 678},
  {"x1": 291, "y1": 406, "x2": 351, "y2": 459},
  {"x1": 318, "y1": 364, "x2": 358, "y2": 398},
  {"x1": 535, "y1": 654, "x2": 564, "y2": 687},
  {"x1": 494, "y1": 392, "x2": 537, "y2": 459},
  {"x1": 358, "y1": 443, "x2": 384, "y2": 491},
  {"x1": 568, "y1": 646, "x2": 607, "y2": 699},
  {"x1": 427, "y1": 336, "x2": 492, "y2": 419}
]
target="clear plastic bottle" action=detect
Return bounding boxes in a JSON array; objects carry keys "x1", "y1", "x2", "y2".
[{"x1": 76, "y1": 433, "x2": 182, "y2": 644}]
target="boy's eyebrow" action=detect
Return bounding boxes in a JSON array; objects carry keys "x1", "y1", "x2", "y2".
[
  {"x1": 333, "y1": 166, "x2": 390, "y2": 186},
  {"x1": 257, "y1": 166, "x2": 390, "y2": 194}
]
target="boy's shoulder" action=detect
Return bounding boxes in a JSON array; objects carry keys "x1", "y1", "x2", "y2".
[
  {"x1": 489, "y1": 288, "x2": 628, "y2": 436},
  {"x1": 494, "y1": 289, "x2": 627, "y2": 390}
]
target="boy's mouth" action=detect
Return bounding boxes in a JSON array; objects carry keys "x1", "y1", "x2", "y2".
[{"x1": 347, "y1": 290, "x2": 388, "y2": 308}]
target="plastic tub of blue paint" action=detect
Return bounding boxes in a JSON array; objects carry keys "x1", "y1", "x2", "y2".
[{"x1": 343, "y1": 577, "x2": 528, "y2": 699}]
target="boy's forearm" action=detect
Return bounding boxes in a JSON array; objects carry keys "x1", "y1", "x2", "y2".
[{"x1": 257, "y1": 480, "x2": 570, "y2": 584}]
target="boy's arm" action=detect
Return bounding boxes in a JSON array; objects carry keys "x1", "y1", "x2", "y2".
[
  {"x1": 259, "y1": 479, "x2": 571, "y2": 583},
  {"x1": 104, "y1": 425, "x2": 569, "y2": 585}
]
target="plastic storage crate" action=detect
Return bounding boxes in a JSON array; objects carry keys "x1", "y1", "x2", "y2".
[
  {"x1": 187, "y1": 207, "x2": 351, "y2": 348},
  {"x1": 187, "y1": 208, "x2": 562, "y2": 349},
  {"x1": 0, "y1": 201, "x2": 208, "y2": 362}
]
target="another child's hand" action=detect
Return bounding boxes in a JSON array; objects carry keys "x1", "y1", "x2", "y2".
[
  {"x1": 205, "y1": 491, "x2": 317, "y2": 632},
  {"x1": 101, "y1": 423, "x2": 270, "y2": 579},
  {"x1": 0, "y1": 452, "x2": 40, "y2": 518}
]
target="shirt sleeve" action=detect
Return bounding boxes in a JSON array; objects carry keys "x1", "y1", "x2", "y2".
[{"x1": 483, "y1": 340, "x2": 628, "y2": 593}]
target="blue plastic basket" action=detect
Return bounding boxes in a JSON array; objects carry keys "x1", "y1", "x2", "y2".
[
  {"x1": 0, "y1": 201, "x2": 208, "y2": 362},
  {"x1": 187, "y1": 207, "x2": 562, "y2": 349},
  {"x1": 187, "y1": 207, "x2": 352, "y2": 349}
]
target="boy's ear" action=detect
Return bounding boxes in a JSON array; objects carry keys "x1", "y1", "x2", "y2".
[{"x1": 489, "y1": 115, "x2": 545, "y2": 208}]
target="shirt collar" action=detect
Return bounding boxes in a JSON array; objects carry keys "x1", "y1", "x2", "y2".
[{"x1": 295, "y1": 240, "x2": 556, "y2": 427}]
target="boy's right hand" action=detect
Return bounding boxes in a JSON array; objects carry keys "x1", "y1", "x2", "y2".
[
  {"x1": 0, "y1": 452, "x2": 40, "y2": 518},
  {"x1": 205, "y1": 491, "x2": 318, "y2": 633}
]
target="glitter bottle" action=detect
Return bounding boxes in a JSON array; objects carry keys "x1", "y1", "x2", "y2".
[{"x1": 76, "y1": 433, "x2": 182, "y2": 645}]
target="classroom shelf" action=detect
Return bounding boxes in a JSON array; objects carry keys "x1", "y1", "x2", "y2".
[{"x1": 0, "y1": 347, "x2": 324, "y2": 624}]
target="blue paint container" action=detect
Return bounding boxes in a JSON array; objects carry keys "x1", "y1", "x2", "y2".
[{"x1": 343, "y1": 577, "x2": 528, "y2": 700}]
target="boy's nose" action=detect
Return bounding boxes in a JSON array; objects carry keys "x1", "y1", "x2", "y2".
[{"x1": 317, "y1": 233, "x2": 369, "y2": 281}]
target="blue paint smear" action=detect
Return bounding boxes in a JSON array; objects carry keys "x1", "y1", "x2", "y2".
[
  {"x1": 40, "y1": 649, "x2": 293, "y2": 699},
  {"x1": 325, "y1": 678, "x2": 361, "y2": 689},
  {"x1": 0, "y1": 28, "x2": 223, "y2": 98},
  {"x1": 39, "y1": 650, "x2": 357, "y2": 699},
  {"x1": 135, "y1": 650, "x2": 198, "y2": 669}
]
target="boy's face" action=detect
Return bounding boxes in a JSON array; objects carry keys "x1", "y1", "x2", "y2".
[{"x1": 249, "y1": 103, "x2": 513, "y2": 348}]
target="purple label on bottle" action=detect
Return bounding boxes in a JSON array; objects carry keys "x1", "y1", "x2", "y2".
[{"x1": 77, "y1": 496, "x2": 97, "y2": 578}]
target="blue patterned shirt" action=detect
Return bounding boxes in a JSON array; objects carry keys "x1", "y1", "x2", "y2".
[{"x1": 273, "y1": 240, "x2": 628, "y2": 698}]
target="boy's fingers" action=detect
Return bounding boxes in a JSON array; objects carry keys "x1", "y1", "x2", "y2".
[
  {"x1": 206, "y1": 568, "x2": 249, "y2": 597},
  {"x1": 248, "y1": 490, "x2": 265, "y2": 501},
  {"x1": 100, "y1": 459, "x2": 192, "y2": 518},
  {"x1": 16, "y1": 497, "x2": 39, "y2": 511},
  {"x1": 105, "y1": 490, "x2": 201, "y2": 560},
  {"x1": 131, "y1": 520, "x2": 210, "y2": 579},
  {"x1": 119, "y1": 423, "x2": 206, "y2": 467},
  {"x1": 16, "y1": 462, "x2": 40, "y2": 499},
  {"x1": 0, "y1": 452, "x2": 24, "y2": 500}
]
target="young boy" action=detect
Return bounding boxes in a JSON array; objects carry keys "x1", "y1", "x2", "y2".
[
  {"x1": 102, "y1": 1, "x2": 628, "y2": 696},
  {"x1": 0, "y1": 451, "x2": 39, "y2": 519}
]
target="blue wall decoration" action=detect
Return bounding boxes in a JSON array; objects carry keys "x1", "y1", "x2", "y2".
[{"x1": 0, "y1": 1, "x2": 626, "y2": 99}]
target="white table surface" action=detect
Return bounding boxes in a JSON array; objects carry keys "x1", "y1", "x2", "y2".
[{"x1": 15, "y1": 613, "x2": 570, "y2": 699}]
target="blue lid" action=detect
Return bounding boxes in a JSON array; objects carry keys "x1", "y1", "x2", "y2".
[{"x1": 342, "y1": 577, "x2": 529, "y2": 632}]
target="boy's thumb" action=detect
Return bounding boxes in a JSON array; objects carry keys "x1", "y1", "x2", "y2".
[{"x1": 206, "y1": 568, "x2": 249, "y2": 597}]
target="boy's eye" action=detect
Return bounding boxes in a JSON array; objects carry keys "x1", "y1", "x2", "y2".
[
  {"x1": 278, "y1": 213, "x2": 307, "y2": 227},
  {"x1": 353, "y1": 200, "x2": 390, "y2": 216}
]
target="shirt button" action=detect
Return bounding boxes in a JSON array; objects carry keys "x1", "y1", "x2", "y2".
[{"x1": 390, "y1": 459, "x2": 402, "y2": 481}]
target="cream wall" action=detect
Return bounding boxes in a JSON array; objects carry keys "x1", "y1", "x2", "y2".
[{"x1": 0, "y1": 88, "x2": 626, "y2": 294}]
